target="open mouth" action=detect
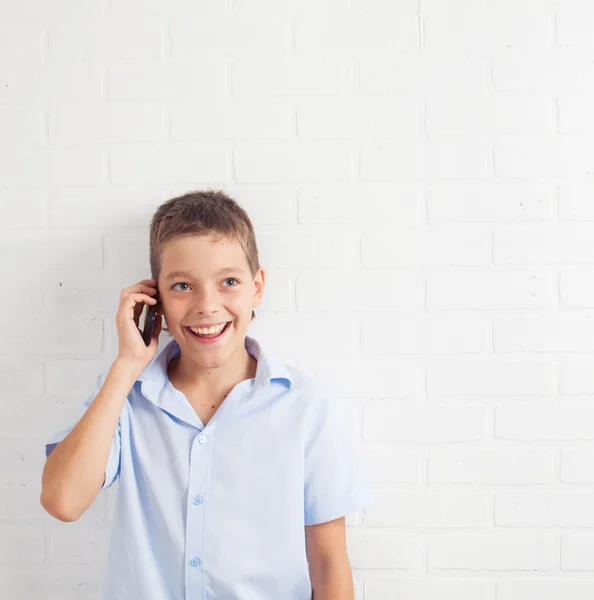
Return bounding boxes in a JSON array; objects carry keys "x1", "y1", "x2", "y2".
[{"x1": 184, "y1": 321, "x2": 231, "y2": 343}]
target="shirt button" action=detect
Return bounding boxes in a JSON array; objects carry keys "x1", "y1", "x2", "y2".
[
  {"x1": 198, "y1": 435, "x2": 207, "y2": 444},
  {"x1": 193, "y1": 496, "x2": 203, "y2": 505},
  {"x1": 190, "y1": 557, "x2": 201, "y2": 567}
]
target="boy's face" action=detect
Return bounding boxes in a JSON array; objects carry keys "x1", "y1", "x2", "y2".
[{"x1": 156, "y1": 232, "x2": 264, "y2": 368}]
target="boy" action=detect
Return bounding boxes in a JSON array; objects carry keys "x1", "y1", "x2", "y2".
[{"x1": 41, "y1": 190, "x2": 374, "y2": 600}]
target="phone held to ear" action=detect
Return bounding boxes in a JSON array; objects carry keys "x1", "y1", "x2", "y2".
[{"x1": 142, "y1": 289, "x2": 159, "y2": 346}]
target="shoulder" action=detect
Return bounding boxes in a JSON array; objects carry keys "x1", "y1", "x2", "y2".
[{"x1": 276, "y1": 362, "x2": 338, "y2": 417}]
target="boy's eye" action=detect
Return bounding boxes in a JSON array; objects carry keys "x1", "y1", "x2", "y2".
[{"x1": 172, "y1": 279, "x2": 238, "y2": 291}]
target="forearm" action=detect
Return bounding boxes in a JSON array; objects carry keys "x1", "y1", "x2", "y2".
[
  {"x1": 40, "y1": 358, "x2": 141, "y2": 521},
  {"x1": 311, "y1": 558, "x2": 354, "y2": 600}
]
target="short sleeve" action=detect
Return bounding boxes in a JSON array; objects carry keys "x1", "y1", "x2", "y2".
[
  {"x1": 304, "y1": 388, "x2": 374, "y2": 526},
  {"x1": 44, "y1": 372, "x2": 124, "y2": 491}
]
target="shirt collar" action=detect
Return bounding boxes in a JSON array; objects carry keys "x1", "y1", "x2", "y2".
[{"x1": 137, "y1": 334, "x2": 292, "y2": 405}]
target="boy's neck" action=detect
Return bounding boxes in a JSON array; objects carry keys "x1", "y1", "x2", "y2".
[{"x1": 167, "y1": 344, "x2": 258, "y2": 399}]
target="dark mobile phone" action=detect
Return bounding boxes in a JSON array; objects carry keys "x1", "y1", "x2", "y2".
[{"x1": 141, "y1": 289, "x2": 159, "y2": 346}]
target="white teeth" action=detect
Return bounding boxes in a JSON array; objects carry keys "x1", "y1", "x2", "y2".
[{"x1": 189, "y1": 323, "x2": 227, "y2": 335}]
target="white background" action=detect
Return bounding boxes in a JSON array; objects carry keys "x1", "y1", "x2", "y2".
[{"x1": 2, "y1": 0, "x2": 594, "y2": 598}]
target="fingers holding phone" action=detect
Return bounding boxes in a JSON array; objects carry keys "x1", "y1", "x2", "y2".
[{"x1": 115, "y1": 278, "x2": 163, "y2": 368}]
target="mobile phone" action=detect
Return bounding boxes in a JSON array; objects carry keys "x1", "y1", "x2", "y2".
[{"x1": 141, "y1": 289, "x2": 159, "y2": 346}]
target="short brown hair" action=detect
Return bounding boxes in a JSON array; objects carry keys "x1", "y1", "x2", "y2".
[{"x1": 149, "y1": 189, "x2": 260, "y2": 323}]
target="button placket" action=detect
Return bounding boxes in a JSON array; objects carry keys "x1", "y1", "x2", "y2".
[{"x1": 185, "y1": 428, "x2": 212, "y2": 597}]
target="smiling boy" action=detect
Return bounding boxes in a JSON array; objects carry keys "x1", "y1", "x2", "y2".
[{"x1": 41, "y1": 190, "x2": 373, "y2": 600}]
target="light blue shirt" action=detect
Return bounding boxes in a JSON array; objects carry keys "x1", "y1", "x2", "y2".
[{"x1": 44, "y1": 335, "x2": 374, "y2": 600}]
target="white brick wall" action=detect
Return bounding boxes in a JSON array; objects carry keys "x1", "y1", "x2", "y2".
[{"x1": 3, "y1": 0, "x2": 594, "y2": 598}]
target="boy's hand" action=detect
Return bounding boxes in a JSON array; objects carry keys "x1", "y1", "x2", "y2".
[{"x1": 115, "y1": 278, "x2": 163, "y2": 369}]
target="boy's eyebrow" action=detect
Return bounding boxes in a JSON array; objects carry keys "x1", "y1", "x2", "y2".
[{"x1": 163, "y1": 266, "x2": 246, "y2": 280}]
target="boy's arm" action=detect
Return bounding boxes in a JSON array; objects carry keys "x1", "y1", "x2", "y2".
[
  {"x1": 306, "y1": 517, "x2": 354, "y2": 600},
  {"x1": 40, "y1": 358, "x2": 141, "y2": 522}
]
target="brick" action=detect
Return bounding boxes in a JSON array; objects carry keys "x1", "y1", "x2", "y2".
[
  {"x1": 0, "y1": 524, "x2": 45, "y2": 564},
  {"x1": 214, "y1": 186, "x2": 292, "y2": 226},
  {"x1": 360, "y1": 52, "x2": 488, "y2": 94},
  {"x1": 560, "y1": 183, "x2": 594, "y2": 220},
  {"x1": 427, "y1": 269, "x2": 556, "y2": 310},
  {"x1": 0, "y1": 272, "x2": 43, "y2": 317},
  {"x1": 562, "y1": 449, "x2": 594, "y2": 484},
  {"x1": 362, "y1": 229, "x2": 489, "y2": 267},
  {"x1": 298, "y1": 97, "x2": 419, "y2": 138},
  {"x1": 0, "y1": 106, "x2": 44, "y2": 146},
  {"x1": 233, "y1": 142, "x2": 353, "y2": 183},
  {"x1": 109, "y1": 144, "x2": 227, "y2": 184},
  {"x1": 49, "y1": 18, "x2": 162, "y2": 61},
  {"x1": 363, "y1": 403, "x2": 487, "y2": 442},
  {"x1": 0, "y1": 148, "x2": 105, "y2": 186},
  {"x1": 0, "y1": 564, "x2": 101, "y2": 599},
  {"x1": 49, "y1": 187, "x2": 166, "y2": 227},
  {"x1": 426, "y1": 94, "x2": 555, "y2": 135},
  {"x1": 556, "y1": 1, "x2": 594, "y2": 47},
  {"x1": 104, "y1": 233, "x2": 148, "y2": 270},
  {"x1": 562, "y1": 536, "x2": 594, "y2": 570},
  {"x1": 496, "y1": 492, "x2": 594, "y2": 527},
  {"x1": 233, "y1": 0, "x2": 344, "y2": 11},
  {"x1": 171, "y1": 16, "x2": 288, "y2": 57},
  {"x1": 257, "y1": 231, "x2": 357, "y2": 268},
  {"x1": 0, "y1": 357, "x2": 43, "y2": 396},
  {"x1": 112, "y1": 0, "x2": 224, "y2": 14},
  {"x1": 364, "y1": 490, "x2": 489, "y2": 528},
  {"x1": 427, "y1": 360, "x2": 557, "y2": 396},
  {"x1": 43, "y1": 270, "x2": 142, "y2": 318},
  {"x1": 295, "y1": 14, "x2": 419, "y2": 54},
  {"x1": 559, "y1": 94, "x2": 594, "y2": 133},
  {"x1": 346, "y1": 530, "x2": 422, "y2": 570},
  {"x1": 47, "y1": 358, "x2": 106, "y2": 395},
  {"x1": 423, "y1": 5, "x2": 552, "y2": 49},
  {"x1": 361, "y1": 447, "x2": 420, "y2": 484},
  {"x1": 0, "y1": 438, "x2": 47, "y2": 487},
  {"x1": 493, "y1": 48, "x2": 594, "y2": 90},
  {"x1": 358, "y1": 0, "x2": 418, "y2": 9},
  {"x1": 494, "y1": 226, "x2": 594, "y2": 264},
  {"x1": 495, "y1": 138, "x2": 594, "y2": 178},
  {"x1": 297, "y1": 355, "x2": 423, "y2": 398},
  {"x1": 561, "y1": 360, "x2": 594, "y2": 394},
  {"x1": 49, "y1": 103, "x2": 165, "y2": 144},
  {"x1": 232, "y1": 58, "x2": 352, "y2": 96},
  {"x1": 248, "y1": 312, "x2": 356, "y2": 355},
  {"x1": 427, "y1": 182, "x2": 554, "y2": 223},
  {"x1": 109, "y1": 60, "x2": 225, "y2": 100},
  {"x1": 296, "y1": 270, "x2": 420, "y2": 311},
  {"x1": 0, "y1": 316, "x2": 103, "y2": 355},
  {"x1": 495, "y1": 314, "x2": 594, "y2": 353},
  {"x1": 428, "y1": 448, "x2": 554, "y2": 485},
  {"x1": 0, "y1": 190, "x2": 44, "y2": 228},
  {"x1": 0, "y1": 0, "x2": 102, "y2": 19},
  {"x1": 495, "y1": 402, "x2": 594, "y2": 440},
  {"x1": 362, "y1": 315, "x2": 489, "y2": 354},
  {"x1": 499, "y1": 580, "x2": 594, "y2": 600},
  {"x1": 0, "y1": 232, "x2": 103, "y2": 270},
  {"x1": 298, "y1": 186, "x2": 423, "y2": 225},
  {"x1": 561, "y1": 267, "x2": 594, "y2": 308},
  {"x1": 0, "y1": 23, "x2": 44, "y2": 64},
  {"x1": 364, "y1": 578, "x2": 490, "y2": 600},
  {"x1": 47, "y1": 524, "x2": 110, "y2": 563},
  {"x1": 361, "y1": 140, "x2": 488, "y2": 181},
  {"x1": 428, "y1": 535, "x2": 555, "y2": 571},
  {"x1": 171, "y1": 99, "x2": 292, "y2": 140},
  {"x1": 0, "y1": 62, "x2": 102, "y2": 104}
]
